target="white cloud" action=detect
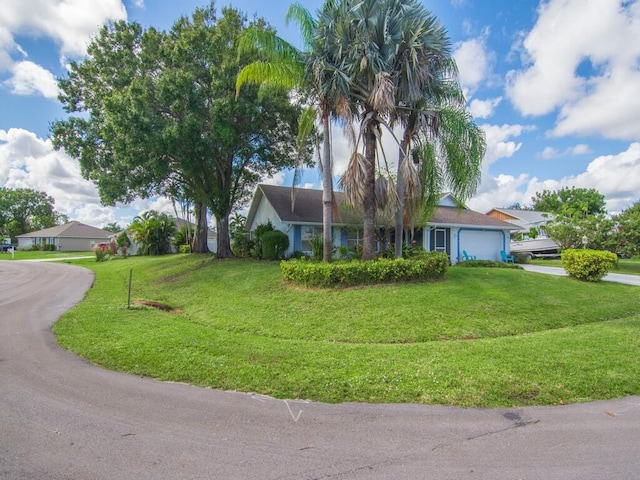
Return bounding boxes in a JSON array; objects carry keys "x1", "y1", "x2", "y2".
[
  {"x1": 0, "y1": 127, "x2": 138, "y2": 227},
  {"x1": 536, "y1": 143, "x2": 593, "y2": 159},
  {"x1": 4, "y1": 60, "x2": 59, "y2": 98},
  {"x1": 453, "y1": 36, "x2": 494, "y2": 96},
  {"x1": 506, "y1": 0, "x2": 640, "y2": 140},
  {"x1": 0, "y1": 0, "x2": 127, "y2": 98},
  {"x1": 470, "y1": 143, "x2": 640, "y2": 213},
  {"x1": 469, "y1": 97, "x2": 502, "y2": 119}
]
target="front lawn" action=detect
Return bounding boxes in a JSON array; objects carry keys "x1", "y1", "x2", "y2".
[{"x1": 54, "y1": 255, "x2": 640, "y2": 407}]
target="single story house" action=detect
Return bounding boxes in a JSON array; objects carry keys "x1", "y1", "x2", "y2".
[
  {"x1": 16, "y1": 221, "x2": 112, "y2": 252},
  {"x1": 485, "y1": 208, "x2": 554, "y2": 237},
  {"x1": 246, "y1": 184, "x2": 517, "y2": 264}
]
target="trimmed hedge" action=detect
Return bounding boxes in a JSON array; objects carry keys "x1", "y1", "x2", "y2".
[
  {"x1": 261, "y1": 230, "x2": 290, "y2": 260},
  {"x1": 561, "y1": 248, "x2": 618, "y2": 282},
  {"x1": 281, "y1": 252, "x2": 449, "y2": 288}
]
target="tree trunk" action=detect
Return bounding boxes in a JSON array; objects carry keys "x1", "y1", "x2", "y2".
[
  {"x1": 362, "y1": 125, "x2": 377, "y2": 261},
  {"x1": 394, "y1": 129, "x2": 412, "y2": 258},
  {"x1": 216, "y1": 214, "x2": 232, "y2": 258},
  {"x1": 192, "y1": 201, "x2": 209, "y2": 253},
  {"x1": 321, "y1": 113, "x2": 333, "y2": 263}
]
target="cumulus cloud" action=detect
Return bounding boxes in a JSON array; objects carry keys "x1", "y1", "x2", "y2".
[
  {"x1": 506, "y1": 0, "x2": 640, "y2": 140},
  {"x1": 3, "y1": 60, "x2": 59, "y2": 98},
  {"x1": 0, "y1": 127, "x2": 137, "y2": 227},
  {"x1": 0, "y1": 0, "x2": 127, "y2": 98},
  {"x1": 453, "y1": 36, "x2": 494, "y2": 96},
  {"x1": 469, "y1": 97, "x2": 502, "y2": 119},
  {"x1": 469, "y1": 143, "x2": 640, "y2": 214}
]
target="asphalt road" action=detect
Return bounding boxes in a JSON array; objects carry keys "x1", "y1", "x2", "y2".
[{"x1": 1, "y1": 260, "x2": 639, "y2": 479}]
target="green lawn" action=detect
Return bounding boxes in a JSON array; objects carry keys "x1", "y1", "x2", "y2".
[
  {"x1": 0, "y1": 250, "x2": 94, "y2": 261},
  {"x1": 54, "y1": 255, "x2": 640, "y2": 407},
  {"x1": 530, "y1": 257, "x2": 640, "y2": 276}
]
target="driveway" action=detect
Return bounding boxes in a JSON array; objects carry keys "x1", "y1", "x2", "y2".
[
  {"x1": 1, "y1": 260, "x2": 639, "y2": 479},
  {"x1": 521, "y1": 264, "x2": 640, "y2": 286}
]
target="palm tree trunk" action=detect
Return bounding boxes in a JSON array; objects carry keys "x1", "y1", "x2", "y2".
[
  {"x1": 394, "y1": 129, "x2": 412, "y2": 258},
  {"x1": 362, "y1": 126, "x2": 377, "y2": 260},
  {"x1": 321, "y1": 113, "x2": 333, "y2": 262}
]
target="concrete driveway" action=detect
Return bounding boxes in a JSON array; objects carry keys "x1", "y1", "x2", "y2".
[
  {"x1": 1, "y1": 260, "x2": 639, "y2": 479},
  {"x1": 521, "y1": 264, "x2": 640, "y2": 286}
]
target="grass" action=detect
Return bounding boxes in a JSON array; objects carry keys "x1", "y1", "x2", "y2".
[
  {"x1": 54, "y1": 255, "x2": 640, "y2": 407},
  {"x1": 530, "y1": 257, "x2": 640, "y2": 276},
  {"x1": 0, "y1": 250, "x2": 94, "y2": 260}
]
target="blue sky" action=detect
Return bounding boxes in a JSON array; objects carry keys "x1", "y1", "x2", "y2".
[{"x1": 1, "y1": 0, "x2": 639, "y2": 228}]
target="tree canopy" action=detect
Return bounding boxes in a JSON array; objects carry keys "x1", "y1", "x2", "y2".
[
  {"x1": 532, "y1": 187, "x2": 606, "y2": 218},
  {"x1": 0, "y1": 188, "x2": 67, "y2": 241},
  {"x1": 52, "y1": 2, "x2": 305, "y2": 257}
]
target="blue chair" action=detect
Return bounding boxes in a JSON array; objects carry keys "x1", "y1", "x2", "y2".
[
  {"x1": 462, "y1": 250, "x2": 476, "y2": 261},
  {"x1": 500, "y1": 250, "x2": 515, "y2": 263}
]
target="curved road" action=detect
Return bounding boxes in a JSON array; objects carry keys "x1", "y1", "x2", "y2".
[{"x1": 1, "y1": 261, "x2": 639, "y2": 479}]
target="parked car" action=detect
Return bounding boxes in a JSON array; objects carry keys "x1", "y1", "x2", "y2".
[{"x1": 0, "y1": 244, "x2": 16, "y2": 252}]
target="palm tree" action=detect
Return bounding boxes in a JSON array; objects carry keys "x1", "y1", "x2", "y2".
[
  {"x1": 129, "y1": 210, "x2": 177, "y2": 255},
  {"x1": 338, "y1": 0, "x2": 475, "y2": 260},
  {"x1": 392, "y1": 69, "x2": 485, "y2": 258},
  {"x1": 236, "y1": 1, "x2": 348, "y2": 262}
]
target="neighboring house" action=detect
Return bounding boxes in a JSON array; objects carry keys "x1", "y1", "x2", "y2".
[
  {"x1": 111, "y1": 217, "x2": 218, "y2": 255},
  {"x1": 485, "y1": 208, "x2": 554, "y2": 237},
  {"x1": 16, "y1": 221, "x2": 111, "y2": 252},
  {"x1": 485, "y1": 207, "x2": 559, "y2": 256},
  {"x1": 246, "y1": 184, "x2": 517, "y2": 263}
]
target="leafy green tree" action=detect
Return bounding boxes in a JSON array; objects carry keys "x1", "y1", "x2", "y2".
[
  {"x1": 532, "y1": 187, "x2": 606, "y2": 218},
  {"x1": 613, "y1": 201, "x2": 640, "y2": 257},
  {"x1": 0, "y1": 188, "x2": 62, "y2": 241},
  {"x1": 129, "y1": 211, "x2": 177, "y2": 255},
  {"x1": 103, "y1": 222, "x2": 122, "y2": 233},
  {"x1": 230, "y1": 213, "x2": 251, "y2": 257},
  {"x1": 546, "y1": 214, "x2": 615, "y2": 251},
  {"x1": 52, "y1": 4, "x2": 303, "y2": 258}
]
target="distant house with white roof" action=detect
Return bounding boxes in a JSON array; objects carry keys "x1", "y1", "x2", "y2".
[{"x1": 16, "y1": 222, "x2": 111, "y2": 251}]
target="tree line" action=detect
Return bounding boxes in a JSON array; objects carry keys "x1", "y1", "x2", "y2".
[{"x1": 52, "y1": 0, "x2": 486, "y2": 262}]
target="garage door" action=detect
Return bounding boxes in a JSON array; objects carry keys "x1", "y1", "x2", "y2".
[{"x1": 459, "y1": 230, "x2": 504, "y2": 261}]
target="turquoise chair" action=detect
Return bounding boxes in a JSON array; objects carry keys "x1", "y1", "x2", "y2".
[
  {"x1": 500, "y1": 250, "x2": 515, "y2": 263},
  {"x1": 462, "y1": 250, "x2": 476, "y2": 261}
]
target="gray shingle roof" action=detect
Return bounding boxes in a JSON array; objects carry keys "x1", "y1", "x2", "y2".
[
  {"x1": 251, "y1": 184, "x2": 516, "y2": 230},
  {"x1": 16, "y1": 221, "x2": 111, "y2": 239}
]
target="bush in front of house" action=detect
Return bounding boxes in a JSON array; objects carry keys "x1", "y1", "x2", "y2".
[
  {"x1": 281, "y1": 252, "x2": 449, "y2": 288},
  {"x1": 456, "y1": 259, "x2": 521, "y2": 269},
  {"x1": 561, "y1": 248, "x2": 618, "y2": 282},
  {"x1": 261, "y1": 230, "x2": 290, "y2": 260}
]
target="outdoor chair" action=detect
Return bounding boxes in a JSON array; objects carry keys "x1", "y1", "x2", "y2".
[
  {"x1": 500, "y1": 250, "x2": 515, "y2": 263},
  {"x1": 462, "y1": 250, "x2": 476, "y2": 261}
]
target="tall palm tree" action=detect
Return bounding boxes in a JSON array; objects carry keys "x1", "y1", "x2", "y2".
[
  {"x1": 236, "y1": 1, "x2": 347, "y2": 262},
  {"x1": 392, "y1": 69, "x2": 485, "y2": 258},
  {"x1": 338, "y1": 0, "x2": 470, "y2": 260}
]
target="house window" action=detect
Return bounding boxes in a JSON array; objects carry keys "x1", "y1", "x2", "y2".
[
  {"x1": 346, "y1": 228, "x2": 363, "y2": 249},
  {"x1": 301, "y1": 226, "x2": 321, "y2": 253}
]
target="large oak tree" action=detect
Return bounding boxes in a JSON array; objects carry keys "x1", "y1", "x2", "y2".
[{"x1": 52, "y1": 3, "x2": 304, "y2": 256}]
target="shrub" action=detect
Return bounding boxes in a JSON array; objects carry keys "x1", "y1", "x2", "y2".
[
  {"x1": 281, "y1": 252, "x2": 448, "y2": 288},
  {"x1": 251, "y1": 221, "x2": 275, "y2": 259},
  {"x1": 561, "y1": 248, "x2": 618, "y2": 282},
  {"x1": 261, "y1": 230, "x2": 290, "y2": 260},
  {"x1": 179, "y1": 244, "x2": 191, "y2": 254},
  {"x1": 95, "y1": 247, "x2": 107, "y2": 262},
  {"x1": 456, "y1": 260, "x2": 521, "y2": 269},
  {"x1": 513, "y1": 252, "x2": 530, "y2": 264}
]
